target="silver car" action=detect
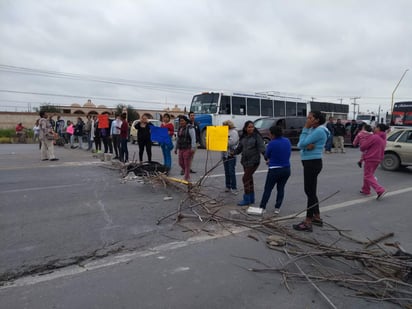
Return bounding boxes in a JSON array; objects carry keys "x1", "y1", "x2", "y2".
[{"x1": 381, "y1": 128, "x2": 412, "y2": 171}]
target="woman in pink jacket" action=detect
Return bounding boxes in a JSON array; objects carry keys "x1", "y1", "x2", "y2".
[{"x1": 359, "y1": 124, "x2": 388, "y2": 200}]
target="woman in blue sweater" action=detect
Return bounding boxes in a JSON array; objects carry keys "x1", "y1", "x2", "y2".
[
  {"x1": 293, "y1": 111, "x2": 329, "y2": 232},
  {"x1": 259, "y1": 125, "x2": 291, "y2": 215}
]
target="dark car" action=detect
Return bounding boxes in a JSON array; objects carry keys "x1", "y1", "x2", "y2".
[{"x1": 253, "y1": 117, "x2": 306, "y2": 147}]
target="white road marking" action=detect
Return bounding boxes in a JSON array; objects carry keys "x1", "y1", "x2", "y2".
[
  {"x1": 0, "y1": 183, "x2": 85, "y2": 194},
  {"x1": 1, "y1": 187, "x2": 411, "y2": 290}
]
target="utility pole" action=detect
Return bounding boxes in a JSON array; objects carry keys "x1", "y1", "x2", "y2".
[
  {"x1": 351, "y1": 97, "x2": 360, "y2": 119},
  {"x1": 391, "y1": 69, "x2": 409, "y2": 112},
  {"x1": 337, "y1": 98, "x2": 343, "y2": 104}
]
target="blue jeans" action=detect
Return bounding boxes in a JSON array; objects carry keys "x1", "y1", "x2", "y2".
[
  {"x1": 160, "y1": 142, "x2": 174, "y2": 169},
  {"x1": 120, "y1": 138, "x2": 128, "y2": 162},
  {"x1": 223, "y1": 156, "x2": 237, "y2": 190},
  {"x1": 259, "y1": 167, "x2": 291, "y2": 209},
  {"x1": 325, "y1": 134, "x2": 333, "y2": 151}
]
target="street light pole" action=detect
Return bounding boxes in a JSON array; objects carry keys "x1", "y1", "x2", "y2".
[{"x1": 391, "y1": 69, "x2": 409, "y2": 112}]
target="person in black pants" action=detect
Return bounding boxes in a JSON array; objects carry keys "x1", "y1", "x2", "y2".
[
  {"x1": 293, "y1": 111, "x2": 329, "y2": 232},
  {"x1": 134, "y1": 114, "x2": 153, "y2": 163}
]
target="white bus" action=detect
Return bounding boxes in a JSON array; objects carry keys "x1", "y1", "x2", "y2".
[{"x1": 189, "y1": 91, "x2": 309, "y2": 147}]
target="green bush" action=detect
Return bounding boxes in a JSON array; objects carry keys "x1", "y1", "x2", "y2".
[
  {"x1": 0, "y1": 128, "x2": 33, "y2": 138},
  {"x1": 0, "y1": 129, "x2": 15, "y2": 138}
]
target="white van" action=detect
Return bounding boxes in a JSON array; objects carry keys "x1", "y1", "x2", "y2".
[
  {"x1": 356, "y1": 114, "x2": 376, "y2": 127},
  {"x1": 130, "y1": 119, "x2": 161, "y2": 144}
]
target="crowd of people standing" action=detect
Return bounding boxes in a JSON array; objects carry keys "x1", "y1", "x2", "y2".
[{"x1": 32, "y1": 109, "x2": 389, "y2": 233}]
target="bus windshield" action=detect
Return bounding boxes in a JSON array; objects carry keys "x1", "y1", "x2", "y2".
[
  {"x1": 190, "y1": 93, "x2": 219, "y2": 114},
  {"x1": 391, "y1": 101, "x2": 412, "y2": 126}
]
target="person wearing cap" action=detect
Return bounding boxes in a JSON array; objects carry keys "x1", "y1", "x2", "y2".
[
  {"x1": 174, "y1": 115, "x2": 196, "y2": 181},
  {"x1": 222, "y1": 120, "x2": 239, "y2": 194}
]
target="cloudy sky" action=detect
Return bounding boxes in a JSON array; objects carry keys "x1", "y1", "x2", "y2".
[{"x1": 1, "y1": 0, "x2": 411, "y2": 115}]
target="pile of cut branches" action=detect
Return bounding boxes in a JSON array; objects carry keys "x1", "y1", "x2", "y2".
[{"x1": 134, "y1": 161, "x2": 412, "y2": 307}]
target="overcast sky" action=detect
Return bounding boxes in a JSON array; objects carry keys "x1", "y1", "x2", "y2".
[{"x1": 1, "y1": 0, "x2": 411, "y2": 115}]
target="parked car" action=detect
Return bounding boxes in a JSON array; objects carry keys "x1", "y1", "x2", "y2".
[
  {"x1": 381, "y1": 128, "x2": 412, "y2": 171},
  {"x1": 253, "y1": 117, "x2": 306, "y2": 147},
  {"x1": 130, "y1": 119, "x2": 161, "y2": 144}
]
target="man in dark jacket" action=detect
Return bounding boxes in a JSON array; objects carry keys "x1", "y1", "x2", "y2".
[
  {"x1": 325, "y1": 117, "x2": 335, "y2": 153},
  {"x1": 333, "y1": 119, "x2": 346, "y2": 153}
]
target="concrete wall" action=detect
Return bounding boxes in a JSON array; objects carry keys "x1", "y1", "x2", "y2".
[{"x1": 0, "y1": 109, "x2": 185, "y2": 130}]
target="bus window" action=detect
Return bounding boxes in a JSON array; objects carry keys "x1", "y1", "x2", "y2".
[
  {"x1": 405, "y1": 112, "x2": 412, "y2": 125},
  {"x1": 261, "y1": 99, "x2": 273, "y2": 117},
  {"x1": 232, "y1": 96, "x2": 246, "y2": 115},
  {"x1": 297, "y1": 103, "x2": 307, "y2": 116},
  {"x1": 286, "y1": 102, "x2": 297, "y2": 116},
  {"x1": 274, "y1": 100, "x2": 285, "y2": 117},
  {"x1": 219, "y1": 95, "x2": 230, "y2": 114},
  {"x1": 247, "y1": 98, "x2": 260, "y2": 116}
]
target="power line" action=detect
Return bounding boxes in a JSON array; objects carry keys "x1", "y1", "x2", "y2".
[
  {"x1": 0, "y1": 64, "x2": 207, "y2": 95},
  {"x1": 1, "y1": 64, "x2": 408, "y2": 110},
  {"x1": 0, "y1": 89, "x2": 170, "y2": 106}
]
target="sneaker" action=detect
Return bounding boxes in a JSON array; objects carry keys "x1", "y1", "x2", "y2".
[
  {"x1": 274, "y1": 208, "x2": 280, "y2": 215},
  {"x1": 230, "y1": 189, "x2": 239, "y2": 195},
  {"x1": 180, "y1": 170, "x2": 184, "y2": 175},
  {"x1": 190, "y1": 169, "x2": 196, "y2": 173},
  {"x1": 360, "y1": 190, "x2": 371, "y2": 196},
  {"x1": 293, "y1": 222, "x2": 313, "y2": 232},
  {"x1": 50, "y1": 158, "x2": 59, "y2": 161},
  {"x1": 357, "y1": 161, "x2": 362, "y2": 168},
  {"x1": 312, "y1": 218, "x2": 323, "y2": 227},
  {"x1": 225, "y1": 188, "x2": 230, "y2": 192},
  {"x1": 377, "y1": 191, "x2": 386, "y2": 200}
]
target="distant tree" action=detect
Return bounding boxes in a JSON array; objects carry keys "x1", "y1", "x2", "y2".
[
  {"x1": 115, "y1": 104, "x2": 139, "y2": 122},
  {"x1": 39, "y1": 103, "x2": 61, "y2": 113}
]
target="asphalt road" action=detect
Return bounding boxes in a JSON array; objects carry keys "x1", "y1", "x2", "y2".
[{"x1": 0, "y1": 142, "x2": 411, "y2": 308}]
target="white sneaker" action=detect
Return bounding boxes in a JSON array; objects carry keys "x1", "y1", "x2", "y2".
[
  {"x1": 274, "y1": 208, "x2": 280, "y2": 215},
  {"x1": 231, "y1": 189, "x2": 239, "y2": 195}
]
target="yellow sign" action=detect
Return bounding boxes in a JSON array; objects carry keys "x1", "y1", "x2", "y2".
[{"x1": 206, "y1": 126, "x2": 228, "y2": 151}]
